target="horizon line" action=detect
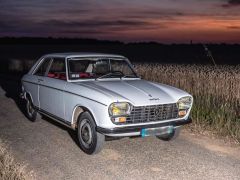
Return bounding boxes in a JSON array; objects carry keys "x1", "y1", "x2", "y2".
[{"x1": 0, "y1": 36, "x2": 240, "y2": 45}]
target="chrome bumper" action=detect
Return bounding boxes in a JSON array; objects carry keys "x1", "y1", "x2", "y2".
[{"x1": 97, "y1": 117, "x2": 192, "y2": 137}]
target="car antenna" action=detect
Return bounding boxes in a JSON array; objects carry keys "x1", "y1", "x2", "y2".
[{"x1": 202, "y1": 44, "x2": 217, "y2": 66}]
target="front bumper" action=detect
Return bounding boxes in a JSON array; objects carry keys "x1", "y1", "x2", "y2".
[{"x1": 96, "y1": 117, "x2": 192, "y2": 137}]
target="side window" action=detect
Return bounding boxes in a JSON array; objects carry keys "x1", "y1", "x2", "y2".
[
  {"x1": 47, "y1": 58, "x2": 66, "y2": 80},
  {"x1": 34, "y1": 58, "x2": 51, "y2": 76}
]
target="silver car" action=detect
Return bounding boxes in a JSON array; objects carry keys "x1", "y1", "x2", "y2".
[{"x1": 21, "y1": 53, "x2": 193, "y2": 154}]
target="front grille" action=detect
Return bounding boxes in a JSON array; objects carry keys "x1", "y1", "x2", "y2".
[{"x1": 125, "y1": 103, "x2": 179, "y2": 124}]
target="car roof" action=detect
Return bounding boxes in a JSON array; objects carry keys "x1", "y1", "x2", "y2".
[{"x1": 45, "y1": 52, "x2": 125, "y2": 59}]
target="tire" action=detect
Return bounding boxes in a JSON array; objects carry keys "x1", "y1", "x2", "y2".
[
  {"x1": 25, "y1": 97, "x2": 38, "y2": 122},
  {"x1": 156, "y1": 126, "x2": 181, "y2": 141},
  {"x1": 77, "y1": 112, "x2": 105, "y2": 155}
]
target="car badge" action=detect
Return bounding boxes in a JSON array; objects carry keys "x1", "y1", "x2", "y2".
[
  {"x1": 149, "y1": 98, "x2": 160, "y2": 101},
  {"x1": 154, "y1": 108, "x2": 161, "y2": 116}
]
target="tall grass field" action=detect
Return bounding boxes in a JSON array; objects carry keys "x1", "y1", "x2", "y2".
[
  {"x1": 135, "y1": 64, "x2": 240, "y2": 142},
  {"x1": 5, "y1": 59, "x2": 240, "y2": 142}
]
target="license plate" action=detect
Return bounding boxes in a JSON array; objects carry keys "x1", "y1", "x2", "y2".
[{"x1": 141, "y1": 126, "x2": 174, "y2": 137}]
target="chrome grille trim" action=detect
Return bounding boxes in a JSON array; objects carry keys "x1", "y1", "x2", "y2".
[{"x1": 125, "y1": 103, "x2": 179, "y2": 124}]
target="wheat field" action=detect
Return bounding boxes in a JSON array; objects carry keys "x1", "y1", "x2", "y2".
[
  {"x1": 6, "y1": 59, "x2": 240, "y2": 141},
  {"x1": 135, "y1": 63, "x2": 240, "y2": 142}
]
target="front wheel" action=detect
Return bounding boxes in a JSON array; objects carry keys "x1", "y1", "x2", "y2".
[
  {"x1": 77, "y1": 112, "x2": 105, "y2": 155},
  {"x1": 156, "y1": 126, "x2": 181, "y2": 141},
  {"x1": 25, "y1": 97, "x2": 38, "y2": 122}
]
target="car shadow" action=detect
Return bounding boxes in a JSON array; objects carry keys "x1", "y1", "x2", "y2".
[
  {"x1": 0, "y1": 74, "x2": 79, "y2": 146},
  {"x1": 0, "y1": 74, "x2": 26, "y2": 116},
  {"x1": 41, "y1": 115, "x2": 79, "y2": 146}
]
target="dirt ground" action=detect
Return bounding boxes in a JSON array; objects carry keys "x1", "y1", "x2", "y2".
[{"x1": 0, "y1": 78, "x2": 239, "y2": 180}]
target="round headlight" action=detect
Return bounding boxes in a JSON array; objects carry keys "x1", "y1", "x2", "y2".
[
  {"x1": 109, "y1": 102, "x2": 131, "y2": 116},
  {"x1": 177, "y1": 96, "x2": 193, "y2": 110}
]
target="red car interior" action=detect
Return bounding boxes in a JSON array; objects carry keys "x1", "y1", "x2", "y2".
[
  {"x1": 47, "y1": 72, "x2": 92, "y2": 80},
  {"x1": 47, "y1": 72, "x2": 66, "y2": 80},
  {"x1": 79, "y1": 72, "x2": 90, "y2": 78}
]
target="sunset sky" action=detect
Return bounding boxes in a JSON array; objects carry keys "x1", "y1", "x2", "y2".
[{"x1": 0, "y1": 0, "x2": 240, "y2": 43}]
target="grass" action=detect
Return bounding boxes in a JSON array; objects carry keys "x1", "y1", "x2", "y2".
[
  {"x1": 0, "y1": 140, "x2": 32, "y2": 180},
  {"x1": 135, "y1": 63, "x2": 240, "y2": 142}
]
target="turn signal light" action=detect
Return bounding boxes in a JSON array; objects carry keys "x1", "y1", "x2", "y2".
[
  {"x1": 114, "y1": 117, "x2": 127, "y2": 123},
  {"x1": 178, "y1": 110, "x2": 187, "y2": 117}
]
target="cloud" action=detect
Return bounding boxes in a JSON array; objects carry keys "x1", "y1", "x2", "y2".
[
  {"x1": 222, "y1": 0, "x2": 240, "y2": 8},
  {"x1": 227, "y1": 25, "x2": 240, "y2": 29},
  {"x1": 228, "y1": 0, "x2": 240, "y2": 4},
  {"x1": 41, "y1": 19, "x2": 168, "y2": 36},
  {"x1": 0, "y1": 18, "x2": 163, "y2": 37},
  {"x1": 124, "y1": 10, "x2": 184, "y2": 20},
  {"x1": 43, "y1": 19, "x2": 150, "y2": 28},
  {"x1": 0, "y1": 0, "x2": 240, "y2": 43}
]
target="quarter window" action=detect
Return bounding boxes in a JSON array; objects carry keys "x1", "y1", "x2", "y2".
[
  {"x1": 34, "y1": 58, "x2": 51, "y2": 76},
  {"x1": 47, "y1": 58, "x2": 66, "y2": 80}
]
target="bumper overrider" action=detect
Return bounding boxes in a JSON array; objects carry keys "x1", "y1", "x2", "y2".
[{"x1": 96, "y1": 117, "x2": 192, "y2": 136}]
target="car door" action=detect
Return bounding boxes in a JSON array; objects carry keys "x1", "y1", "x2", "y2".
[
  {"x1": 31, "y1": 57, "x2": 52, "y2": 108},
  {"x1": 38, "y1": 57, "x2": 67, "y2": 120}
]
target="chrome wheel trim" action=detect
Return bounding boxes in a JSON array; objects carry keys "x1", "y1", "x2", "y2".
[
  {"x1": 79, "y1": 119, "x2": 93, "y2": 148},
  {"x1": 27, "y1": 99, "x2": 34, "y2": 117}
]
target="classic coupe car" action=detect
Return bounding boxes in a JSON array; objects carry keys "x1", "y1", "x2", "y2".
[{"x1": 21, "y1": 53, "x2": 193, "y2": 154}]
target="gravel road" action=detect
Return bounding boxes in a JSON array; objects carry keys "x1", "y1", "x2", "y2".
[{"x1": 0, "y1": 78, "x2": 239, "y2": 180}]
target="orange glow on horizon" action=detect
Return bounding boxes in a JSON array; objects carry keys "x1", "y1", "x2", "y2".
[
  {"x1": 1, "y1": 0, "x2": 240, "y2": 43},
  {"x1": 102, "y1": 15, "x2": 240, "y2": 43}
]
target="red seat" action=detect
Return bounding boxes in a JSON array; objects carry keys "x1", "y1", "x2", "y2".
[
  {"x1": 54, "y1": 72, "x2": 60, "y2": 79},
  {"x1": 79, "y1": 72, "x2": 90, "y2": 78},
  {"x1": 48, "y1": 73, "x2": 55, "y2": 78},
  {"x1": 60, "y1": 73, "x2": 66, "y2": 80},
  {"x1": 48, "y1": 72, "x2": 66, "y2": 80}
]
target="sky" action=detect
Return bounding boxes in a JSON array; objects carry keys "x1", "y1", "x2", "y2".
[{"x1": 0, "y1": 0, "x2": 240, "y2": 43}]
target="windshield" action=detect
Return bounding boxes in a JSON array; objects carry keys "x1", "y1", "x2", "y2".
[{"x1": 68, "y1": 58, "x2": 138, "y2": 80}]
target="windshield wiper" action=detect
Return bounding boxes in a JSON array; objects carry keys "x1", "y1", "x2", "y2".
[
  {"x1": 96, "y1": 72, "x2": 123, "y2": 80},
  {"x1": 121, "y1": 75, "x2": 139, "y2": 79}
]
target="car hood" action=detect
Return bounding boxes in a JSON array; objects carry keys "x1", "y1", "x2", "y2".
[{"x1": 76, "y1": 79, "x2": 190, "y2": 106}]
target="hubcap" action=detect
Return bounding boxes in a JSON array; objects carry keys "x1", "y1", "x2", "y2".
[
  {"x1": 27, "y1": 100, "x2": 34, "y2": 117},
  {"x1": 80, "y1": 119, "x2": 93, "y2": 148}
]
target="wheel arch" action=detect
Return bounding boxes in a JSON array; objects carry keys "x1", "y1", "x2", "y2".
[
  {"x1": 25, "y1": 91, "x2": 33, "y2": 103},
  {"x1": 71, "y1": 105, "x2": 97, "y2": 129}
]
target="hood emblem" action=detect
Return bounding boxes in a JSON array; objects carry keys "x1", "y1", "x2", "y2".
[
  {"x1": 149, "y1": 97, "x2": 160, "y2": 101},
  {"x1": 148, "y1": 94, "x2": 160, "y2": 101}
]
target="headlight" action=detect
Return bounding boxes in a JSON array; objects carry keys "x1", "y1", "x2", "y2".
[
  {"x1": 109, "y1": 102, "x2": 131, "y2": 117},
  {"x1": 177, "y1": 96, "x2": 193, "y2": 117}
]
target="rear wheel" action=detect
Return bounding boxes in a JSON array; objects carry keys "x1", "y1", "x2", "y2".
[
  {"x1": 25, "y1": 97, "x2": 38, "y2": 122},
  {"x1": 77, "y1": 112, "x2": 105, "y2": 155},
  {"x1": 156, "y1": 126, "x2": 181, "y2": 141}
]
